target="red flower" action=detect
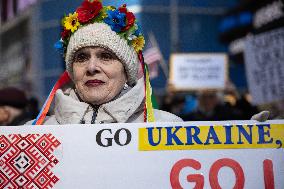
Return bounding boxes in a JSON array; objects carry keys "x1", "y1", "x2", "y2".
[
  {"x1": 61, "y1": 29, "x2": 71, "y2": 40},
  {"x1": 118, "y1": 4, "x2": 127, "y2": 14},
  {"x1": 76, "y1": 0, "x2": 103, "y2": 23},
  {"x1": 119, "y1": 4, "x2": 136, "y2": 31}
]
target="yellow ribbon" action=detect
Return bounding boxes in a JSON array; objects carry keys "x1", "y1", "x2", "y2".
[{"x1": 145, "y1": 65, "x2": 155, "y2": 122}]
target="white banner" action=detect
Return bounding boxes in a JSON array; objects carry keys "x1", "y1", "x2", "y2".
[
  {"x1": 244, "y1": 27, "x2": 284, "y2": 105},
  {"x1": 1, "y1": 120, "x2": 284, "y2": 189},
  {"x1": 169, "y1": 53, "x2": 227, "y2": 91}
]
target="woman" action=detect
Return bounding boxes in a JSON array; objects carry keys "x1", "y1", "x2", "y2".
[{"x1": 30, "y1": 0, "x2": 182, "y2": 125}]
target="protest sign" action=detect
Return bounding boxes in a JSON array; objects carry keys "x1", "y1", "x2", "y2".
[
  {"x1": 1, "y1": 120, "x2": 284, "y2": 188},
  {"x1": 168, "y1": 53, "x2": 227, "y2": 91},
  {"x1": 244, "y1": 28, "x2": 284, "y2": 105}
]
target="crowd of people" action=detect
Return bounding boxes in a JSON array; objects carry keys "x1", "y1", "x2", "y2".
[{"x1": 160, "y1": 90, "x2": 260, "y2": 121}]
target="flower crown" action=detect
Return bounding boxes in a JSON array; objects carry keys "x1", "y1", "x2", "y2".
[{"x1": 55, "y1": 0, "x2": 145, "y2": 55}]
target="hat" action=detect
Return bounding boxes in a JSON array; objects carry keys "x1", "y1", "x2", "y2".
[
  {"x1": 55, "y1": 1, "x2": 145, "y2": 86},
  {"x1": 0, "y1": 87, "x2": 28, "y2": 108}
]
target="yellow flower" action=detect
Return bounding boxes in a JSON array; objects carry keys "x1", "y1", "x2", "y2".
[
  {"x1": 64, "y1": 12, "x2": 80, "y2": 33},
  {"x1": 132, "y1": 36, "x2": 145, "y2": 52},
  {"x1": 106, "y1": 6, "x2": 116, "y2": 11},
  {"x1": 98, "y1": 6, "x2": 115, "y2": 19},
  {"x1": 61, "y1": 17, "x2": 66, "y2": 27}
]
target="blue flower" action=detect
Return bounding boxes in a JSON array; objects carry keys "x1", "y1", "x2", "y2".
[
  {"x1": 54, "y1": 40, "x2": 64, "y2": 53},
  {"x1": 104, "y1": 10, "x2": 126, "y2": 32},
  {"x1": 134, "y1": 23, "x2": 142, "y2": 36}
]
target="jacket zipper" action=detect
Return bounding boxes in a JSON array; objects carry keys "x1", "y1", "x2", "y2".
[
  {"x1": 91, "y1": 105, "x2": 100, "y2": 124},
  {"x1": 79, "y1": 105, "x2": 99, "y2": 124}
]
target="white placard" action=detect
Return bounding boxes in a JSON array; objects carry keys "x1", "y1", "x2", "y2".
[
  {"x1": 1, "y1": 120, "x2": 284, "y2": 188},
  {"x1": 244, "y1": 28, "x2": 284, "y2": 105},
  {"x1": 169, "y1": 53, "x2": 227, "y2": 91}
]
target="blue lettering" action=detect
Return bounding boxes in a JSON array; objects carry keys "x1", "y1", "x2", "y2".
[
  {"x1": 257, "y1": 124, "x2": 273, "y2": 144},
  {"x1": 237, "y1": 125, "x2": 253, "y2": 144},
  {"x1": 166, "y1": 126, "x2": 184, "y2": 145},
  {"x1": 204, "y1": 126, "x2": 221, "y2": 145},
  {"x1": 147, "y1": 127, "x2": 162, "y2": 146},
  {"x1": 224, "y1": 125, "x2": 234, "y2": 144},
  {"x1": 185, "y1": 126, "x2": 203, "y2": 145}
]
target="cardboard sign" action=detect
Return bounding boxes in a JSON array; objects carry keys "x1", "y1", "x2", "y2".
[
  {"x1": 244, "y1": 28, "x2": 284, "y2": 105},
  {"x1": 169, "y1": 53, "x2": 228, "y2": 91},
  {"x1": 1, "y1": 120, "x2": 284, "y2": 188}
]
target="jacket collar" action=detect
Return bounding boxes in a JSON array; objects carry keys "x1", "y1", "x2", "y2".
[
  {"x1": 54, "y1": 78, "x2": 145, "y2": 124},
  {"x1": 101, "y1": 78, "x2": 145, "y2": 122}
]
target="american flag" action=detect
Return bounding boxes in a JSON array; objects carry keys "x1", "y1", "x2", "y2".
[{"x1": 143, "y1": 33, "x2": 163, "y2": 79}]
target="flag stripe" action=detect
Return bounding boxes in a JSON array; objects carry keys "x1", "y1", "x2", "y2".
[
  {"x1": 143, "y1": 34, "x2": 163, "y2": 79},
  {"x1": 144, "y1": 47, "x2": 160, "y2": 55},
  {"x1": 144, "y1": 49, "x2": 162, "y2": 64},
  {"x1": 144, "y1": 56, "x2": 161, "y2": 64},
  {"x1": 144, "y1": 51, "x2": 161, "y2": 59}
]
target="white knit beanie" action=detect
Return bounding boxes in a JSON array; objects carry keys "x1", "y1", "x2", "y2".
[{"x1": 65, "y1": 22, "x2": 139, "y2": 86}]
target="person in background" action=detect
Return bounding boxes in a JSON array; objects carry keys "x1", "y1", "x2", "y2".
[
  {"x1": 0, "y1": 87, "x2": 36, "y2": 126},
  {"x1": 160, "y1": 93, "x2": 185, "y2": 117},
  {"x1": 223, "y1": 81, "x2": 259, "y2": 120},
  {"x1": 234, "y1": 92, "x2": 259, "y2": 120}
]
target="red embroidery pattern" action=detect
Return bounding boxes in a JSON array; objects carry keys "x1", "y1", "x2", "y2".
[{"x1": 0, "y1": 134, "x2": 60, "y2": 188}]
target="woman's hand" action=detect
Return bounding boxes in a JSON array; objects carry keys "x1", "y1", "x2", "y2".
[{"x1": 250, "y1": 111, "x2": 270, "y2": 122}]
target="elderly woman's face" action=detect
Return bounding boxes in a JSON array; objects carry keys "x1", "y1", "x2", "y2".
[{"x1": 72, "y1": 47, "x2": 127, "y2": 105}]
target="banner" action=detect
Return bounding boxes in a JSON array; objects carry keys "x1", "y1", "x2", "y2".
[
  {"x1": 169, "y1": 53, "x2": 227, "y2": 92},
  {"x1": 244, "y1": 27, "x2": 284, "y2": 105},
  {"x1": 1, "y1": 120, "x2": 284, "y2": 188}
]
